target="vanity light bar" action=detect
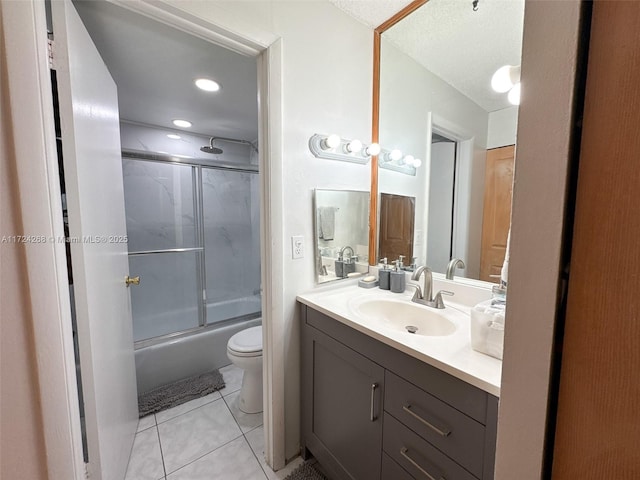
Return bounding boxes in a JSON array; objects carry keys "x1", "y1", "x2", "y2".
[
  {"x1": 378, "y1": 147, "x2": 418, "y2": 176},
  {"x1": 308, "y1": 134, "x2": 374, "y2": 165}
]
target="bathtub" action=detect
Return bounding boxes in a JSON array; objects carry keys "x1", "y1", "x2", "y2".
[{"x1": 134, "y1": 297, "x2": 261, "y2": 393}]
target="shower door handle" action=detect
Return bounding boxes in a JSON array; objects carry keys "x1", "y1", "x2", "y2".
[{"x1": 125, "y1": 275, "x2": 140, "y2": 287}]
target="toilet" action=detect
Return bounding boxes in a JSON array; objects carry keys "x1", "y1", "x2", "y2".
[{"x1": 226, "y1": 325, "x2": 263, "y2": 414}]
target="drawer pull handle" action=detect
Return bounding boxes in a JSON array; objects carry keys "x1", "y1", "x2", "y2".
[
  {"x1": 370, "y1": 383, "x2": 378, "y2": 421},
  {"x1": 400, "y1": 447, "x2": 445, "y2": 480},
  {"x1": 402, "y1": 404, "x2": 451, "y2": 437}
]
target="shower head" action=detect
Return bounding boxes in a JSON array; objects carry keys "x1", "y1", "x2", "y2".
[{"x1": 200, "y1": 138, "x2": 223, "y2": 155}]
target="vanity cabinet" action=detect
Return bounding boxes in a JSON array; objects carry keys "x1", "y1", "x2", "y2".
[{"x1": 300, "y1": 304, "x2": 499, "y2": 480}]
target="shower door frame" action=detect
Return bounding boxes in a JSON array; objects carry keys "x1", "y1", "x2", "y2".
[
  {"x1": 122, "y1": 150, "x2": 261, "y2": 348},
  {"x1": 5, "y1": 1, "x2": 287, "y2": 477}
]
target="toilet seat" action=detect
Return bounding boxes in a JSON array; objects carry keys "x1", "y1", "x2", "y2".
[{"x1": 227, "y1": 326, "x2": 262, "y2": 356}]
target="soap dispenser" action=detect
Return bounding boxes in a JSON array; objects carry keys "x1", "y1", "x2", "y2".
[
  {"x1": 335, "y1": 251, "x2": 345, "y2": 278},
  {"x1": 378, "y1": 258, "x2": 391, "y2": 290},
  {"x1": 390, "y1": 260, "x2": 406, "y2": 293}
]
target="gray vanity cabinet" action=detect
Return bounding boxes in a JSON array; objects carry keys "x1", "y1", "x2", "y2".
[
  {"x1": 300, "y1": 304, "x2": 499, "y2": 480},
  {"x1": 301, "y1": 313, "x2": 384, "y2": 480}
]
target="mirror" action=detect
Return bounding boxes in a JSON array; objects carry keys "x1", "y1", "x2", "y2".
[
  {"x1": 371, "y1": 0, "x2": 524, "y2": 282},
  {"x1": 314, "y1": 189, "x2": 370, "y2": 284}
]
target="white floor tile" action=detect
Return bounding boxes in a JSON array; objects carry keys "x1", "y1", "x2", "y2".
[
  {"x1": 167, "y1": 436, "x2": 267, "y2": 480},
  {"x1": 137, "y1": 414, "x2": 156, "y2": 433},
  {"x1": 125, "y1": 427, "x2": 165, "y2": 480},
  {"x1": 158, "y1": 398, "x2": 242, "y2": 474},
  {"x1": 155, "y1": 392, "x2": 221, "y2": 425},
  {"x1": 224, "y1": 391, "x2": 263, "y2": 433},
  {"x1": 218, "y1": 364, "x2": 243, "y2": 397},
  {"x1": 245, "y1": 426, "x2": 303, "y2": 480}
]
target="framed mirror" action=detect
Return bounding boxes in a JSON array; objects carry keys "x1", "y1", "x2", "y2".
[
  {"x1": 369, "y1": 0, "x2": 524, "y2": 283},
  {"x1": 314, "y1": 189, "x2": 370, "y2": 284}
]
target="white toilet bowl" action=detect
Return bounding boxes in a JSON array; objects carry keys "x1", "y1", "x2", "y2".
[{"x1": 226, "y1": 325, "x2": 263, "y2": 414}]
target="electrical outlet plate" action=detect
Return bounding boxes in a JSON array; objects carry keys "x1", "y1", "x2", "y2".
[{"x1": 291, "y1": 235, "x2": 304, "y2": 259}]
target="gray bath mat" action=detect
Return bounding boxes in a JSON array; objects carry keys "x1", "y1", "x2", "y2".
[
  {"x1": 138, "y1": 370, "x2": 225, "y2": 418},
  {"x1": 284, "y1": 462, "x2": 328, "y2": 480}
]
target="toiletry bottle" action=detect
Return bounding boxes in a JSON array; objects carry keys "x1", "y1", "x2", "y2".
[
  {"x1": 390, "y1": 260, "x2": 406, "y2": 293},
  {"x1": 379, "y1": 258, "x2": 390, "y2": 290},
  {"x1": 335, "y1": 252, "x2": 344, "y2": 278}
]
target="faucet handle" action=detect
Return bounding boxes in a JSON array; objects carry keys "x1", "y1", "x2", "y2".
[{"x1": 432, "y1": 290, "x2": 454, "y2": 309}]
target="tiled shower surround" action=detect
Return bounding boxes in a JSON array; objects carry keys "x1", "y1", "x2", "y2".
[{"x1": 122, "y1": 157, "x2": 261, "y2": 342}]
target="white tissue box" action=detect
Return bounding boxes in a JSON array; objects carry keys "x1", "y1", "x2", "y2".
[{"x1": 470, "y1": 299, "x2": 505, "y2": 360}]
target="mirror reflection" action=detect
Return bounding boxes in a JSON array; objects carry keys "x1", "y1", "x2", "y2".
[
  {"x1": 376, "y1": 0, "x2": 524, "y2": 282},
  {"x1": 314, "y1": 189, "x2": 370, "y2": 284}
]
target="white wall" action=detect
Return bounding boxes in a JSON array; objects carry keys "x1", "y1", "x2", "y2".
[
  {"x1": 165, "y1": 1, "x2": 374, "y2": 461},
  {"x1": 378, "y1": 38, "x2": 489, "y2": 275},
  {"x1": 487, "y1": 106, "x2": 519, "y2": 149}
]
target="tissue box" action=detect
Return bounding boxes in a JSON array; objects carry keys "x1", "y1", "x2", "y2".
[{"x1": 470, "y1": 299, "x2": 505, "y2": 360}]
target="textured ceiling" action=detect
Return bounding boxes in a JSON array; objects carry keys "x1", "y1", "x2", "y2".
[
  {"x1": 73, "y1": 0, "x2": 258, "y2": 141},
  {"x1": 332, "y1": 0, "x2": 525, "y2": 112},
  {"x1": 329, "y1": 0, "x2": 415, "y2": 28}
]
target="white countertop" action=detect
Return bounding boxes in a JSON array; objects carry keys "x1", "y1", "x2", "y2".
[{"x1": 297, "y1": 281, "x2": 502, "y2": 397}]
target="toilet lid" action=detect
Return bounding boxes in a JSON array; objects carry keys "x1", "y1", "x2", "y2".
[{"x1": 228, "y1": 326, "x2": 262, "y2": 354}]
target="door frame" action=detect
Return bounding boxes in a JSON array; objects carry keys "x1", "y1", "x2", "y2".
[{"x1": 1, "y1": 0, "x2": 285, "y2": 476}]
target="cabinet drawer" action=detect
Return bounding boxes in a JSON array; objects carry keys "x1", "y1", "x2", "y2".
[
  {"x1": 385, "y1": 371, "x2": 485, "y2": 477},
  {"x1": 382, "y1": 452, "x2": 414, "y2": 480},
  {"x1": 383, "y1": 413, "x2": 478, "y2": 480}
]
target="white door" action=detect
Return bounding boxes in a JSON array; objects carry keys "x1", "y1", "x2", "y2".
[
  {"x1": 51, "y1": 1, "x2": 138, "y2": 479},
  {"x1": 427, "y1": 142, "x2": 456, "y2": 273}
]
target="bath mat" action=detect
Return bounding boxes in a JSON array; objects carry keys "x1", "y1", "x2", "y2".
[
  {"x1": 284, "y1": 462, "x2": 328, "y2": 480},
  {"x1": 138, "y1": 369, "x2": 225, "y2": 418}
]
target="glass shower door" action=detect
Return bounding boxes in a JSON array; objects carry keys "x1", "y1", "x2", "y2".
[
  {"x1": 201, "y1": 167, "x2": 261, "y2": 323},
  {"x1": 123, "y1": 159, "x2": 202, "y2": 342}
]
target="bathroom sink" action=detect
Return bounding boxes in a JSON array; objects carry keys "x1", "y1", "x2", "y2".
[{"x1": 350, "y1": 298, "x2": 456, "y2": 337}]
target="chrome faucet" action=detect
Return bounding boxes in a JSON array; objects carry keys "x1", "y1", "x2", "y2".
[
  {"x1": 410, "y1": 265, "x2": 454, "y2": 309},
  {"x1": 446, "y1": 258, "x2": 466, "y2": 280}
]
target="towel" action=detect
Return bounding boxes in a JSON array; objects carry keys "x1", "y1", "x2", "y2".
[
  {"x1": 470, "y1": 299, "x2": 505, "y2": 360},
  {"x1": 318, "y1": 206, "x2": 336, "y2": 240}
]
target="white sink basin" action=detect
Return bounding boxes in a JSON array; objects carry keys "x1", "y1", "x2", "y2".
[{"x1": 349, "y1": 298, "x2": 456, "y2": 337}]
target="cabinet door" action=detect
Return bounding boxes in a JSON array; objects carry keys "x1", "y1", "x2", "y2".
[{"x1": 302, "y1": 322, "x2": 384, "y2": 480}]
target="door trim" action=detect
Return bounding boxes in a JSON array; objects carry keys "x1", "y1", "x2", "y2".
[{"x1": 1, "y1": 0, "x2": 285, "y2": 476}]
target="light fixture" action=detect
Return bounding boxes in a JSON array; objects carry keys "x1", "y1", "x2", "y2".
[
  {"x1": 167, "y1": 134, "x2": 181, "y2": 140},
  {"x1": 401, "y1": 155, "x2": 415, "y2": 166},
  {"x1": 364, "y1": 143, "x2": 381, "y2": 157},
  {"x1": 508, "y1": 82, "x2": 521, "y2": 105},
  {"x1": 308, "y1": 134, "x2": 371, "y2": 164},
  {"x1": 491, "y1": 65, "x2": 520, "y2": 93},
  {"x1": 195, "y1": 78, "x2": 221, "y2": 92},
  {"x1": 413, "y1": 158, "x2": 422, "y2": 168},
  {"x1": 172, "y1": 119, "x2": 192, "y2": 128},
  {"x1": 320, "y1": 134, "x2": 341, "y2": 150},
  {"x1": 344, "y1": 139, "x2": 363, "y2": 154},
  {"x1": 386, "y1": 149, "x2": 402, "y2": 163}
]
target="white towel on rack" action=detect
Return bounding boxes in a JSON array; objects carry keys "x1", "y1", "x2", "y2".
[{"x1": 318, "y1": 207, "x2": 336, "y2": 240}]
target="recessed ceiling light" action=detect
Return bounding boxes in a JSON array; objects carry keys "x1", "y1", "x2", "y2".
[
  {"x1": 195, "y1": 78, "x2": 221, "y2": 92},
  {"x1": 172, "y1": 119, "x2": 192, "y2": 128},
  {"x1": 167, "y1": 134, "x2": 181, "y2": 140}
]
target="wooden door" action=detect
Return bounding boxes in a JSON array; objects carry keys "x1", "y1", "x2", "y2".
[
  {"x1": 52, "y1": 1, "x2": 138, "y2": 478},
  {"x1": 379, "y1": 193, "x2": 415, "y2": 264},
  {"x1": 479, "y1": 146, "x2": 515, "y2": 283},
  {"x1": 551, "y1": 2, "x2": 640, "y2": 477}
]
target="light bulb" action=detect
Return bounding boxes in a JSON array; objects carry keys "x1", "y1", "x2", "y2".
[
  {"x1": 195, "y1": 78, "x2": 221, "y2": 92},
  {"x1": 365, "y1": 143, "x2": 381, "y2": 156},
  {"x1": 167, "y1": 134, "x2": 181, "y2": 140},
  {"x1": 321, "y1": 134, "x2": 341, "y2": 150},
  {"x1": 508, "y1": 82, "x2": 521, "y2": 105},
  {"x1": 389, "y1": 149, "x2": 403, "y2": 162},
  {"x1": 413, "y1": 158, "x2": 422, "y2": 168},
  {"x1": 172, "y1": 119, "x2": 192, "y2": 128},
  {"x1": 491, "y1": 65, "x2": 520, "y2": 93},
  {"x1": 345, "y1": 139, "x2": 363, "y2": 153},
  {"x1": 403, "y1": 155, "x2": 415, "y2": 166}
]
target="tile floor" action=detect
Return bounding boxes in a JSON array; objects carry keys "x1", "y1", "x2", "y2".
[{"x1": 126, "y1": 364, "x2": 303, "y2": 480}]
